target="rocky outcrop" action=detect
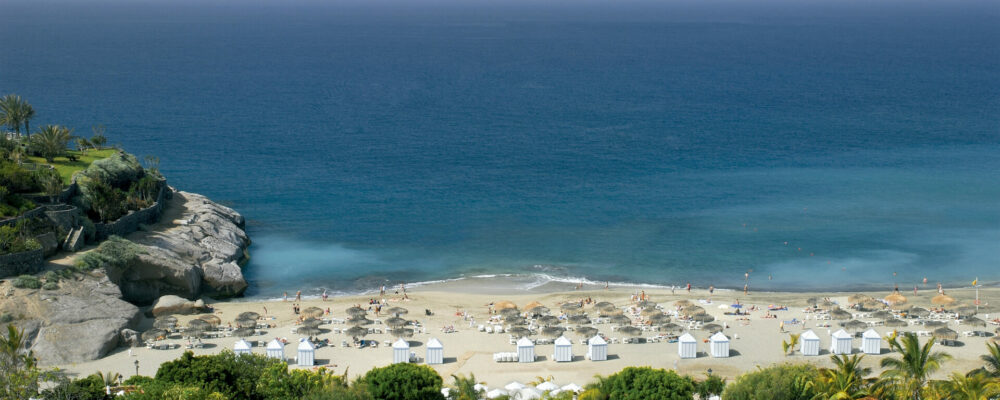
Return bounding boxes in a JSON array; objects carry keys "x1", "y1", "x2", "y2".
[
  {"x1": 0, "y1": 273, "x2": 141, "y2": 365},
  {"x1": 123, "y1": 190, "x2": 250, "y2": 303},
  {"x1": 151, "y1": 295, "x2": 206, "y2": 316}
]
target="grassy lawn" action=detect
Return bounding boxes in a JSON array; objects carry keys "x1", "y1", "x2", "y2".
[{"x1": 27, "y1": 148, "x2": 117, "y2": 184}]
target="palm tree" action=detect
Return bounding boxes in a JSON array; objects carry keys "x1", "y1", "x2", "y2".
[
  {"x1": 941, "y1": 371, "x2": 1000, "y2": 400},
  {"x1": 449, "y1": 373, "x2": 483, "y2": 400},
  {"x1": 0, "y1": 94, "x2": 26, "y2": 134},
  {"x1": 30, "y1": 125, "x2": 74, "y2": 162},
  {"x1": 783, "y1": 333, "x2": 801, "y2": 356},
  {"x1": 21, "y1": 101, "x2": 34, "y2": 137},
  {"x1": 816, "y1": 354, "x2": 871, "y2": 399},
  {"x1": 879, "y1": 332, "x2": 952, "y2": 400},
  {"x1": 979, "y1": 342, "x2": 1000, "y2": 377},
  {"x1": 76, "y1": 138, "x2": 91, "y2": 154}
]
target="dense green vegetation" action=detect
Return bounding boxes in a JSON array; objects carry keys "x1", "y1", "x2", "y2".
[
  {"x1": 27, "y1": 148, "x2": 116, "y2": 185},
  {"x1": 74, "y1": 236, "x2": 145, "y2": 273}
]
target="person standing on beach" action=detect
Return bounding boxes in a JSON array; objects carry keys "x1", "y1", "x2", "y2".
[
  {"x1": 708, "y1": 286, "x2": 714, "y2": 298},
  {"x1": 295, "y1": 290, "x2": 302, "y2": 302},
  {"x1": 322, "y1": 290, "x2": 328, "y2": 301},
  {"x1": 744, "y1": 284, "x2": 748, "y2": 295},
  {"x1": 686, "y1": 283, "x2": 691, "y2": 293},
  {"x1": 914, "y1": 286, "x2": 918, "y2": 295},
  {"x1": 380, "y1": 285, "x2": 386, "y2": 296},
  {"x1": 671, "y1": 285, "x2": 675, "y2": 294},
  {"x1": 283, "y1": 292, "x2": 288, "y2": 302}
]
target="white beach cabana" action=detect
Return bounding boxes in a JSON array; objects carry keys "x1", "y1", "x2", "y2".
[
  {"x1": 862, "y1": 329, "x2": 882, "y2": 355},
  {"x1": 678, "y1": 333, "x2": 697, "y2": 359},
  {"x1": 517, "y1": 337, "x2": 536, "y2": 363},
  {"x1": 800, "y1": 330, "x2": 820, "y2": 356},
  {"x1": 233, "y1": 339, "x2": 252, "y2": 355},
  {"x1": 426, "y1": 337, "x2": 443, "y2": 364},
  {"x1": 709, "y1": 332, "x2": 730, "y2": 358},
  {"x1": 830, "y1": 329, "x2": 852, "y2": 355},
  {"x1": 297, "y1": 338, "x2": 315, "y2": 366},
  {"x1": 587, "y1": 335, "x2": 607, "y2": 361},
  {"x1": 393, "y1": 338, "x2": 410, "y2": 364},
  {"x1": 265, "y1": 339, "x2": 284, "y2": 359},
  {"x1": 553, "y1": 336, "x2": 572, "y2": 362}
]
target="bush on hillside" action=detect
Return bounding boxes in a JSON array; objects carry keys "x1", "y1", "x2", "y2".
[
  {"x1": 723, "y1": 363, "x2": 822, "y2": 400},
  {"x1": 591, "y1": 366, "x2": 695, "y2": 400},
  {"x1": 74, "y1": 236, "x2": 144, "y2": 273},
  {"x1": 0, "y1": 225, "x2": 41, "y2": 255},
  {"x1": 154, "y1": 351, "x2": 282, "y2": 400},
  {"x1": 12, "y1": 275, "x2": 41, "y2": 289},
  {"x1": 81, "y1": 151, "x2": 144, "y2": 188},
  {"x1": 357, "y1": 363, "x2": 445, "y2": 400}
]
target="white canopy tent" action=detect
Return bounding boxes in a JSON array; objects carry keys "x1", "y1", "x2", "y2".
[
  {"x1": 393, "y1": 338, "x2": 410, "y2": 364},
  {"x1": 265, "y1": 339, "x2": 284, "y2": 359},
  {"x1": 486, "y1": 389, "x2": 509, "y2": 399},
  {"x1": 678, "y1": 333, "x2": 697, "y2": 359},
  {"x1": 297, "y1": 338, "x2": 315, "y2": 366},
  {"x1": 553, "y1": 336, "x2": 572, "y2": 362},
  {"x1": 587, "y1": 335, "x2": 607, "y2": 361},
  {"x1": 516, "y1": 337, "x2": 535, "y2": 363},
  {"x1": 426, "y1": 337, "x2": 443, "y2": 364},
  {"x1": 536, "y1": 381, "x2": 560, "y2": 392},
  {"x1": 233, "y1": 339, "x2": 252, "y2": 355},
  {"x1": 862, "y1": 329, "x2": 882, "y2": 355},
  {"x1": 709, "y1": 332, "x2": 730, "y2": 358},
  {"x1": 800, "y1": 330, "x2": 820, "y2": 356},
  {"x1": 830, "y1": 329, "x2": 852, "y2": 355}
]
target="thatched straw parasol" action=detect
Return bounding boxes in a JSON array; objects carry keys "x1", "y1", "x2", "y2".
[
  {"x1": 494, "y1": 301, "x2": 517, "y2": 310},
  {"x1": 153, "y1": 319, "x2": 176, "y2": 330},
  {"x1": 232, "y1": 327, "x2": 255, "y2": 337},
  {"x1": 884, "y1": 291, "x2": 907, "y2": 305},
  {"x1": 598, "y1": 308, "x2": 622, "y2": 317},
  {"x1": 347, "y1": 316, "x2": 373, "y2": 325},
  {"x1": 524, "y1": 301, "x2": 544, "y2": 311},
  {"x1": 297, "y1": 326, "x2": 322, "y2": 336},
  {"x1": 933, "y1": 327, "x2": 958, "y2": 340},
  {"x1": 884, "y1": 319, "x2": 908, "y2": 328},
  {"x1": 954, "y1": 306, "x2": 978, "y2": 318},
  {"x1": 300, "y1": 318, "x2": 323, "y2": 328},
  {"x1": 619, "y1": 326, "x2": 642, "y2": 336},
  {"x1": 526, "y1": 305, "x2": 549, "y2": 317},
  {"x1": 568, "y1": 315, "x2": 591, "y2": 325},
  {"x1": 907, "y1": 307, "x2": 930, "y2": 318},
  {"x1": 508, "y1": 327, "x2": 531, "y2": 338},
  {"x1": 859, "y1": 299, "x2": 886, "y2": 311},
  {"x1": 500, "y1": 308, "x2": 522, "y2": 318},
  {"x1": 541, "y1": 326, "x2": 566, "y2": 338},
  {"x1": 660, "y1": 323, "x2": 683, "y2": 333},
  {"x1": 537, "y1": 315, "x2": 560, "y2": 326},
  {"x1": 184, "y1": 328, "x2": 205, "y2": 339},
  {"x1": 390, "y1": 328, "x2": 414, "y2": 338},
  {"x1": 681, "y1": 305, "x2": 706, "y2": 316},
  {"x1": 141, "y1": 329, "x2": 167, "y2": 342},
  {"x1": 609, "y1": 315, "x2": 632, "y2": 326},
  {"x1": 302, "y1": 307, "x2": 324, "y2": 319},
  {"x1": 635, "y1": 300, "x2": 655, "y2": 309},
  {"x1": 848, "y1": 293, "x2": 872, "y2": 303},
  {"x1": 385, "y1": 317, "x2": 408, "y2": 328},
  {"x1": 345, "y1": 326, "x2": 368, "y2": 337},
  {"x1": 187, "y1": 319, "x2": 211, "y2": 330},
  {"x1": 870, "y1": 310, "x2": 893, "y2": 319},
  {"x1": 648, "y1": 314, "x2": 671, "y2": 324},
  {"x1": 385, "y1": 307, "x2": 409, "y2": 317},
  {"x1": 504, "y1": 316, "x2": 526, "y2": 325},
  {"x1": 830, "y1": 309, "x2": 852, "y2": 320},
  {"x1": 594, "y1": 301, "x2": 616, "y2": 311},
  {"x1": 931, "y1": 293, "x2": 956, "y2": 306},
  {"x1": 923, "y1": 321, "x2": 946, "y2": 328},
  {"x1": 235, "y1": 318, "x2": 257, "y2": 328},
  {"x1": 641, "y1": 308, "x2": 662, "y2": 317},
  {"x1": 576, "y1": 326, "x2": 598, "y2": 337},
  {"x1": 561, "y1": 302, "x2": 582, "y2": 312},
  {"x1": 238, "y1": 312, "x2": 260, "y2": 321},
  {"x1": 703, "y1": 324, "x2": 723, "y2": 334},
  {"x1": 963, "y1": 317, "x2": 986, "y2": 327},
  {"x1": 842, "y1": 320, "x2": 869, "y2": 331},
  {"x1": 691, "y1": 314, "x2": 715, "y2": 323},
  {"x1": 346, "y1": 306, "x2": 367, "y2": 317},
  {"x1": 675, "y1": 300, "x2": 694, "y2": 307},
  {"x1": 199, "y1": 314, "x2": 222, "y2": 326}
]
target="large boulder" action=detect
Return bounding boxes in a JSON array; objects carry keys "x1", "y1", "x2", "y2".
[{"x1": 151, "y1": 295, "x2": 206, "y2": 316}]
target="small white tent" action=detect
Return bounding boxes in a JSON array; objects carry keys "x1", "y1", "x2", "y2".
[
  {"x1": 426, "y1": 337, "x2": 443, "y2": 364},
  {"x1": 393, "y1": 338, "x2": 410, "y2": 364},
  {"x1": 830, "y1": 329, "x2": 852, "y2": 355},
  {"x1": 553, "y1": 336, "x2": 572, "y2": 362},
  {"x1": 265, "y1": 339, "x2": 284, "y2": 359},
  {"x1": 517, "y1": 337, "x2": 535, "y2": 363},
  {"x1": 587, "y1": 335, "x2": 607, "y2": 361},
  {"x1": 678, "y1": 333, "x2": 697, "y2": 359},
  {"x1": 709, "y1": 332, "x2": 730, "y2": 358},
  {"x1": 862, "y1": 329, "x2": 882, "y2": 355},
  {"x1": 800, "y1": 330, "x2": 820, "y2": 356},
  {"x1": 297, "y1": 338, "x2": 315, "y2": 366},
  {"x1": 233, "y1": 339, "x2": 252, "y2": 355}
]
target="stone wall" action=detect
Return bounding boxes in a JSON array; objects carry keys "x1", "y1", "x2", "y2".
[
  {"x1": 0, "y1": 206, "x2": 47, "y2": 228},
  {"x1": 43, "y1": 204, "x2": 80, "y2": 232},
  {"x1": 93, "y1": 183, "x2": 169, "y2": 241},
  {"x1": 0, "y1": 248, "x2": 44, "y2": 278}
]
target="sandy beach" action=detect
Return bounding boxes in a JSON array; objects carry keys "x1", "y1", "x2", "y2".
[{"x1": 47, "y1": 278, "x2": 999, "y2": 389}]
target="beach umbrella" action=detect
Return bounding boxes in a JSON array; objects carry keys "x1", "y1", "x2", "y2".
[
  {"x1": 923, "y1": 321, "x2": 946, "y2": 328},
  {"x1": 609, "y1": 315, "x2": 632, "y2": 326},
  {"x1": 675, "y1": 299, "x2": 694, "y2": 307},
  {"x1": 598, "y1": 308, "x2": 622, "y2": 317},
  {"x1": 157, "y1": 315, "x2": 178, "y2": 324},
  {"x1": 238, "y1": 312, "x2": 260, "y2": 321},
  {"x1": 198, "y1": 314, "x2": 221, "y2": 326},
  {"x1": 505, "y1": 316, "x2": 527, "y2": 326},
  {"x1": 907, "y1": 307, "x2": 931, "y2": 318},
  {"x1": 641, "y1": 308, "x2": 662, "y2": 317},
  {"x1": 346, "y1": 306, "x2": 367, "y2": 317},
  {"x1": 648, "y1": 314, "x2": 671, "y2": 324},
  {"x1": 300, "y1": 318, "x2": 323, "y2": 328},
  {"x1": 504, "y1": 382, "x2": 526, "y2": 392},
  {"x1": 486, "y1": 389, "x2": 508, "y2": 399},
  {"x1": 390, "y1": 328, "x2": 414, "y2": 338},
  {"x1": 235, "y1": 318, "x2": 257, "y2": 328},
  {"x1": 703, "y1": 323, "x2": 723, "y2": 333},
  {"x1": 860, "y1": 298, "x2": 886, "y2": 310},
  {"x1": 595, "y1": 301, "x2": 616, "y2": 311},
  {"x1": 385, "y1": 307, "x2": 409, "y2": 317},
  {"x1": 385, "y1": 317, "x2": 408, "y2": 328},
  {"x1": 636, "y1": 300, "x2": 655, "y2": 309},
  {"x1": 184, "y1": 328, "x2": 205, "y2": 338},
  {"x1": 692, "y1": 314, "x2": 715, "y2": 323},
  {"x1": 537, "y1": 315, "x2": 560, "y2": 326},
  {"x1": 301, "y1": 307, "x2": 324, "y2": 319},
  {"x1": 233, "y1": 327, "x2": 255, "y2": 337},
  {"x1": 141, "y1": 329, "x2": 167, "y2": 342},
  {"x1": 536, "y1": 381, "x2": 560, "y2": 392},
  {"x1": 660, "y1": 323, "x2": 683, "y2": 333},
  {"x1": 345, "y1": 326, "x2": 368, "y2": 337},
  {"x1": 297, "y1": 326, "x2": 322, "y2": 336},
  {"x1": 347, "y1": 316, "x2": 373, "y2": 325},
  {"x1": 576, "y1": 326, "x2": 598, "y2": 337},
  {"x1": 954, "y1": 305, "x2": 978, "y2": 317},
  {"x1": 495, "y1": 301, "x2": 517, "y2": 310},
  {"x1": 518, "y1": 387, "x2": 543, "y2": 400},
  {"x1": 524, "y1": 301, "x2": 544, "y2": 311},
  {"x1": 963, "y1": 317, "x2": 986, "y2": 327},
  {"x1": 842, "y1": 320, "x2": 869, "y2": 332},
  {"x1": 619, "y1": 326, "x2": 642, "y2": 336},
  {"x1": 884, "y1": 319, "x2": 909, "y2": 328},
  {"x1": 560, "y1": 302, "x2": 582, "y2": 312},
  {"x1": 730, "y1": 303, "x2": 743, "y2": 309},
  {"x1": 187, "y1": 319, "x2": 211, "y2": 330},
  {"x1": 848, "y1": 293, "x2": 872, "y2": 303},
  {"x1": 884, "y1": 292, "x2": 907, "y2": 305},
  {"x1": 153, "y1": 319, "x2": 175, "y2": 330},
  {"x1": 561, "y1": 383, "x2": 583, "y2": 393},
  {"x1": 681, "y1": 305, "x2": 706, "y2": 316},
  {"x1": 526, "y1": 305, "x2": 549, "y2": 317},
  {"x1": 500, "y1": 308, "x2": 522, "y2": 318},
  {"x1": 870, "y1": 310, "x2": 893, "y2": 319},
  {"x1": 568, "y1": 315, "x2": 591, "y2": 325},
  {"x1": 933, "y1": 327, "x2": 958, "y2": 340},
  {"x1": 805, "y1": 297, "x2": 819, "y2": 307},
  {"x1": 931, "y1": 293, "x2": 956, "y2": 306},
  {"x1": 508, "y1": 327, "x2": 532, "y2": 338},
  {"x1": 541, "y1": 326, "x2": 566, "y2": 337},
  {"x1": 830, "y1": 309, "x2": 852, "y2": 320}
]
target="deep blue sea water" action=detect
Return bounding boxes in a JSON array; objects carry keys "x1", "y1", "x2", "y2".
[{"x1": 2, "y1": 0, "x2": 998, "y2": 297}]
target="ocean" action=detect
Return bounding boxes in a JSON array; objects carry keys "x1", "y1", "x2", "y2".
[{"x1": 2, "y1": 0, "x2": 998, "y2": 297}]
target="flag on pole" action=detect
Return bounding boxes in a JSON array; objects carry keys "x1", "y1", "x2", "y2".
[{"x1": 972, "y1": 278, "x2": 978, "y2": 286}]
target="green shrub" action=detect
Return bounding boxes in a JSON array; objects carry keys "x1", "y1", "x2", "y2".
[
  {"x1": 42, "y1": 282, "x2": 58, "y2": 290},
  {"x1": 154, "y1": 350, "x2": 282, "y2": 400},
  {"x1": 0, "y1": 313, "x2": 12, "y2": 323},
  {"x1": 43, "y1": 270, "x2": 59, "y2": 282},
  {"x1": 12, "y1": 275, "x2": 41, "y2": 289},
  {"x1": 357, "y1": 363, "x2": 445, "y2": 400},
  {"x1": 82, "y1": 151, "x2": 144, "y2": 188},
  {"x1": 0, "y1": 224, "x2": 42, "y2": 255},
  {"x1": 697, "y1": 375, "x2": 727, "y2": 399},
  {"x1": 40, "y1": 374, "x2": 111, "y2": 400},
  {"x1": 723, "y1": 363, "x2": 821, "y2": 400},
  {"x1": 74, "y1": 236, "x2": 144, "y2": 272},
  {"x1": 593, "y1": 366, "x2": 695, "y2": 400}
]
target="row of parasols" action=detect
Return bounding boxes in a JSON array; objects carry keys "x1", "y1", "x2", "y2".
[{"x1": 488, "y1": 300, "x2": 717, "y2": 338}]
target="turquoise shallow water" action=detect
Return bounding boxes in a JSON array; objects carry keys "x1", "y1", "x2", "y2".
[{"x1": 2, "y1": 0, "x2": 998, "y2": 297}]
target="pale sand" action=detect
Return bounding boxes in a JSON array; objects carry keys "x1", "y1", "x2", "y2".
[{"x1": 52, "y1": 280, "x2": 999, "y2": 388}]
